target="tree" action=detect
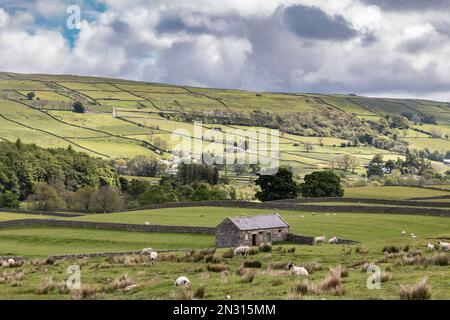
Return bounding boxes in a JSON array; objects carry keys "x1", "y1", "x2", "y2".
[
  {"x1": 149, "y1": 136, "x2": 169, "y2": 151},
  {"x1": 255, "y1": 167, "x2": 300, "y2": 202},
  {"x1": 27, "y1": 183, "x2": 66, "y2": 210},
  {"x1": 70, "y1": 186, "x2": 97, "y2": 210},
  {"x1": 27, "y1": 92, "x2": 35, "y2": 100},
  {"x1": 367, "y1": 164, "x2": 384, "y2": 177},
  {"x1": 128, "y1": 155, "x2": 166, "y2": 177},
  {"x1": 300, "y1": 171, "x2": 344, "y2": 198},
  {"x1": 337, "y1": 154, "x2": 357, "y2": 172},
  {"x1": 137, "y1": 185, "x2": 178, "y2": 205},
  {"x1": 72, "y1": 101, "x2": 86, "y2": 113},
  {"x1": 304, "y1": 142, "x2": 314, "y2": 153},
  {"x1": 0, "y1": 191, "x2": 20, "y2": 208},
  {"x1": 385, "y1": 160, "x2": 396, "y2": 173},
  {"x1": 92, "y1": 185, "x2": 124, "y2": 213}
]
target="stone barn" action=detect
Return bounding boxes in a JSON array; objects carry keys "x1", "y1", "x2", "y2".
[{"x1": 215, "y1": 213, "x2": 289, "y2": 248}]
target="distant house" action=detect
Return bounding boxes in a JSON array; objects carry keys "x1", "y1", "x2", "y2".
[{"x1": 215, "y1": 214, "x2": 289, "y2": 248}]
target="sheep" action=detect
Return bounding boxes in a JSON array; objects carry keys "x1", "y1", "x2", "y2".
[
  {"x1": 438, "y1": 241, "x2": 450, "y2": 251},
  {"x1": 426, "y1": 242, "x2": 435, "y2": 251},
  {"x1": 259, "y1": 242, "x2": 272, "y2": 250},
  {"x1": 150, "y1": 251, "x2": 158, "y2": 261},
  {"x1": 410, "y1": 233, "x2": 417, "y2": 239},
  {"x1": 314, "y1": 235, "x2": 326, "y2": 244},
  {"x1": 140, "y1": 248, "x2": 154, "y2": 255},
  {"x1": 145, "y1": 222, "x2": 150, "y2": 226},
  {"x1": 175, "y1": 276, "x2": 190, "y2": 286},
  {"x1": 300, "y1": 215, "x2": 304, "y2": 218},
  {"x1": 329, "y1": 236, "x2": 338, "y2": 244},
  {"x1": 234, "y1": 246, "x2": 250, "y2": 256},
  {"x1": 7, "y1": 258, "x2": 14, "y2": 265},
  {"x1": 287, "y1": 262, "x2": 309, "y2": 276},
  {"x1": 401, "y1": 231, "x2": 406, "y2": 236}
]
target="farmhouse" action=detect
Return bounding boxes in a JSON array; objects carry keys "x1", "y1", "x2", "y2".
[{"x1": 215, "y1": 214, "x2": 289, "y2": 248}]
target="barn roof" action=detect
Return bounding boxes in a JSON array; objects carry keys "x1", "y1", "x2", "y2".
[{"x1": 228, "y1": 214, "x2": 289, "y2": 231}]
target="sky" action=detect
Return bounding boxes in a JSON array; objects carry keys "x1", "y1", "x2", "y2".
[{"x1": 0, "y1": 0, "x2": 450, "y2": 101}]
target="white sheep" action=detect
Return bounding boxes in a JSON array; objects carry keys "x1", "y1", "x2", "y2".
[
  {"x1": 150, "y1": 251, "x2": 158, "y2": 261},
  {"x1": 140, "y1": 248, "x2": 154, "y2": 255},
  {"x1": 314, "y1": 235, "x2": 326, "y2": 244},
  {"x1": 438, "y1": 241, "x2": 450, "y2": 251},
  {"x1": 410, "y1": 233, "x2": 417, "y2": 239},
  {"x1": 287, "y1": 262, "x2": 309, "y2": 276},
  {"x1": 401, "y1": 231, "x2": 406, "y2": 236},
  {"x1": 175, "y1": 276, "x2": 190, "y2": 286},
  {"x1": 7, "y1": 258, "x2": 14, "y2": 265},
  {"x1": 145, "y1": 222, "x2": 150, "y2": 226},
  {"x1": 300, "y1": 215, "x2": 304, "y2": 218},
  {"x1": 426, "y1": 242, "x2": 435, "y2": 251},
  {"x1": 259, "y1": 242, "x2": 272, "y2": 249},
  {"x1": 329, "y1": 236, "x2": 338, "y2": 244},
  {"x1": 234, "y1": 246, "x2": 250, "y2": 256}
]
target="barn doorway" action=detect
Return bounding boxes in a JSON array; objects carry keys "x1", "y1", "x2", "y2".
[{"x1": 252, "y1": 234, "x2": 257, "y2": 246}]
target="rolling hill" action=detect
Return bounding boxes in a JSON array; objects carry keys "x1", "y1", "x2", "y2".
[{"x1": 1, "y1": 71, "x2": 449, "y2": 176}]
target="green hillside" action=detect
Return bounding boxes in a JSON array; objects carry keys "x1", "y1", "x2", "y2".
[{"x1": 1, "y1": 71, "x2": 449, "y2": 176}]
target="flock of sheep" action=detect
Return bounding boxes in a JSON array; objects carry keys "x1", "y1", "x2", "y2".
[
  {"x1": 399, "y1": 230, "x2": 449, "y2": 251},
  {"x1": 139, "y1": 231, "x2": 450, "y2": 287}
]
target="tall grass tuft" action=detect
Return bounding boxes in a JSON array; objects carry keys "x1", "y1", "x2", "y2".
[{"x1": 399, "y1": 278, "x2": 432, "y2": 300}]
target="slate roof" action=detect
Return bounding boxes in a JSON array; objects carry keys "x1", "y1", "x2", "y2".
[{"x1": 228, "y1": 214, "x2": 289, "y2": 231}]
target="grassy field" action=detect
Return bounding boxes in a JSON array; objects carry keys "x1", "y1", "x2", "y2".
[
  {"x1": 343, "y1": 186, "x2": 450, "y2": 200},
  {"x1": 0, "y1": 227, "x2": 213, "y2": 258},
  {"x1": 0, "y1": 214, "x2": 448, "y2": 300}
]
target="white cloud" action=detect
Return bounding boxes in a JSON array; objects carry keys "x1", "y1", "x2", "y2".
[{"x1": 0, "y1": 0, "x2": 449, "y2": 100}]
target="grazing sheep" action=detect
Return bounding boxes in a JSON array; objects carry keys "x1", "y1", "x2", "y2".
[
  {"x1": 311, "y1": 212, "x2": 316, "y2": 216},
  {"x1": 7, "y1": 258, "x2": 14, "y2": 265},
  {"x1": 329, "y1": 236, "x2": 338, "y2": 244},
  {"x1": 175, "y1": 276, "x2": 190, "y2": 286},
  {"x1": 234, "y1": 246, "x2": 250, "y2": 256},
  {"x1": 401, "y1": 231, "x2": 406, "y2": 236},
  {"x1": 426, "y1": 243, "x2": 435, "y2": 251},
  {"x1": 140, "y1": 248, "x2": 154, "y2": 255},
  {"x1": 150, "y1": 251, "x2": 158, "y2": 261},
  {"x1": 410, "y1": 233, "x2": 417, "y2": 239},
  {"x1": 314, "y1": 235, "x2": 326, "y2": 244},
  {"x1": 326, "y1": 213, "x2": 330, "y2": 216},
  {"x1": 287, "y1": 262, "x2": 309, "y2": 276},
  {"x1": 259, "y1": 242, "x2": 272, "y2": 249},
  {"x1": 438, "y1": 241, "x2": 450, "y2": 251},
  {"x1": 145, "y1": 222, "x2": 150, "y2": 226}
]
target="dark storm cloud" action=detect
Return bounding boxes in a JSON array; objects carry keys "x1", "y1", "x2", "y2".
[
  {"x1": 283, "y1": 5, "x2": 357, "y2": 40},
  {"x1": 361, "y1": 0, "x2": 450, "y2": 11}
]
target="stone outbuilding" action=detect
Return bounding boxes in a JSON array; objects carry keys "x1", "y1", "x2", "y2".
[{"x1": 215, "y1": 213, "x2": 289, "y2": 248}]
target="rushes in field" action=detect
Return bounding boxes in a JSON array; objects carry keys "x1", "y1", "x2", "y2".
[{"x1": 399, "y1": 278, "x2": 432, "y2": 300}]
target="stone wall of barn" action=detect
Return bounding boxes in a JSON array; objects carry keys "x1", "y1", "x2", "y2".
[
  {"x1": 238, "y1": 227, "x2": 289, "y2": 247},
  {"x1": 215, "y1": 219, "x2": 241, "y2": 248}
]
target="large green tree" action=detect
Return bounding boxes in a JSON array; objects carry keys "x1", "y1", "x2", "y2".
[
  {"x1": 300, "y1": 171, "x2": 344, "y2": 198},
  {"x1": 255, "y1": 167, "x2": 300, "y2": 202}
]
